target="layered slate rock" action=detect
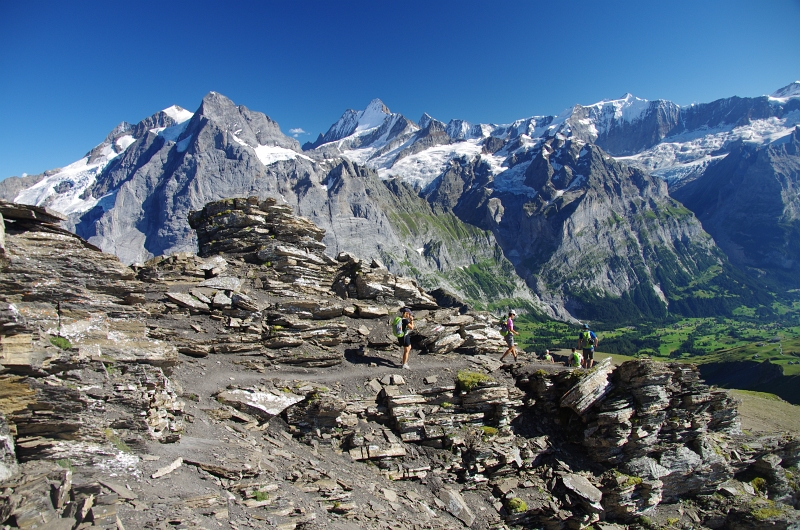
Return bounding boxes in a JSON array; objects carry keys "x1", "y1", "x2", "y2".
[
  {"x1": 508, "y1": 358, "x2": 754, "y2": 525},
  {"x1": 189, "y1": 197, "x2": 328, "y2": 267},
  {"x1": 0, "y1": 200, "x2": 177, "y2": 370},
  {"x1": 136, "y1": 197, "x2": 474, "y2": 368},
  {"x1": 2, "y1": 196, "x2": 798, "y2": 530},
  {"x1": 0, "y1": 203, "x2": 186, "y2": 528},
  {"x1": 272, "y1": 356, "x2": 799, "y2": 528}
]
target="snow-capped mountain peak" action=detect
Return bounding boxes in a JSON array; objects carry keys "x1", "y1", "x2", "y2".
[
  {"x1": 306, "y1": 99, "x2": 396, "y2": 149},
  {"x1": 582, "y1": 93, "x2": 651, "y2": 123},
  {"x1": 354, "y1": 99, "x2": 391, "y2": 133},
  {"x1": 302, "y1": 81, "x2": 800, "y2": 192},
  {"x1": 12, "y1": 105, "x2": 197, "y2": 216},
  {"x1": 162, "y1": 105, "x2": 194, "y2": 124},
  {"x1": 770, "y1": 81, "x2": 800, "y2": 100}
]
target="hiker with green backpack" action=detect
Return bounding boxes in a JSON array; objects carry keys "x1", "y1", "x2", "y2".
[
  {"x1": 499, "y1": 310, "x2": 520, "y2": 363},
  {"x1": 391, "y1": 307, "x2": 414, "y2": 369},
  {"x1": 577, "y1": 323, "x2": 599, "y2": 368},
  {"x1": 569, "y1": 348, "x2": 582, "y2": 368}
]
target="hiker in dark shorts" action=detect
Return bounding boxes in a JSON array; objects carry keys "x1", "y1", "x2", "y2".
[
  {"x1": 577, "y1": 323, "x2": 598, "y2": 368},
  {"x1": 499, "y1": 310, "x2": 520, "y2": 362},
  {"x1": 399, "y1": 307, "x2": 414, "y2": 369}
]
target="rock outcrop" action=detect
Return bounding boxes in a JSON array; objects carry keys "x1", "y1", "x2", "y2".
[{"x1": 1, "y1": 199, "x2": 798, "y2": 529}]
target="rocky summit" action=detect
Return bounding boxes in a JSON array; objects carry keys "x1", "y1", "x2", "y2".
[{"x1": 1, "y1": 199, "x2": 799, "y2": 529}]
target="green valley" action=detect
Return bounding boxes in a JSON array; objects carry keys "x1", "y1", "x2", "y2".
[{"x1": 507, "y1": 292, "x2": 800, "y2": 404}]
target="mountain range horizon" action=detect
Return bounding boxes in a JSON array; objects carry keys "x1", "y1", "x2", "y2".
[
  {"x1": 5, "y1": 80, "x2": 800, "y2": 183},
  {"x1": 2, "y1": 81, "x2": 799, "y2": 324}
]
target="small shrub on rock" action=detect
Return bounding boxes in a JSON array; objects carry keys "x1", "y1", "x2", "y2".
[
  {"x1": 751, "y1": 476, "x2": 767, "y2": 494},
  {"x1": 456, "y1": 370, "x2": 492, "y2": 392},
  {"x1": 507, "y1": 497, "x2": 527, "y2": 513},
  {"x1": 49, "y1": 335, "x2": 72, "y2": 350}
]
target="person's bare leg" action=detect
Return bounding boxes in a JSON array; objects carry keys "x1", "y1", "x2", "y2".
[{"x1": 402, "y1": 345, "x2": 410, "y2": 366}]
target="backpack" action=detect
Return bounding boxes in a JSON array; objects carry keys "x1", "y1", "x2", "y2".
[
  {"x1": 498, "y1": 319, "x2": 509, "y2": 336},
  {"x1": 391, "y1": 316, "x2": 405, "y2": 338},
  {"x1": 580, "y1": 330, "x2": 594, "y2": 348}
]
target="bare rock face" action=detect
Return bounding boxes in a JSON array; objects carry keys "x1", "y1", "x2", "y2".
[
  {"x1": 0, "y1": 201, "x2": 177, "y2": 370},
  {"x1": 0, "y1": 203, "x2": 188, "y2": 528},
  {"x1": 673, "y1": 127, "x2": 800, "y2": 288}
]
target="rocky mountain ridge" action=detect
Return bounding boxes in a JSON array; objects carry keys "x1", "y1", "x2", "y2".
[
  {"x1": 1, "y1": 199, "x2": 798, "y2": 529},
  {"x1": 673, "y1": 127, "x2": 800, "y2": 287},
  {"x1": 303, "y1": 82, "x2": 800, "y2": 188},
  {"x1": 2, "y1": 83, "x2": 800, "y2": 321},
  {"x1": 1, "y1": 93, "x2": 544, "y2": 317}
]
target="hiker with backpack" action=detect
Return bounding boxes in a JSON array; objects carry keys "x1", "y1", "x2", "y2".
[
  {"x1": 499, "y1": 310, "x2": 520, "y2": 363},
  {"x1": 569, "y1": 348, "x2": 582, "y2": 367},
  {"x1": 577, "y1": 323, "x2": 598, "y2": 368},
  {"x1": 392, "y1": 307, "x2": 414, "y2": 369}
]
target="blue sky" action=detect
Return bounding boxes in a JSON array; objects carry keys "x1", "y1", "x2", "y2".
[{"x1": 1, "y1": 0, "x2": 798, "y2": 181}]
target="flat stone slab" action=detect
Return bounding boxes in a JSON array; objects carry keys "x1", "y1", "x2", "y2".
[
  {"x1": 560, "y1": 473, "x2": 602, "y2": 504},
  {"x1": 198, "y1": 255, "x2": 228, "y2": 271},
  {"x1": 354, "y1": 304, "x2": 389, "y2": 319},
  {"x1": 0, "y1": 200, "x2": 66, "y2": 224},
  {"x1": 217, "y1": 389, "x2": 305, "y2": 419},
  {"x1": 560, "y1": 357, "x2": 613, "y2": 414},
  {"x1": 438, "y1": 487, "x2": 475, "y2": 527},
  {"x1": 198, "y1": 276, "x2": 243, "y2": 291},
  {"x1": 166, "y1": 292, "x2": 210, "y2": 311}
]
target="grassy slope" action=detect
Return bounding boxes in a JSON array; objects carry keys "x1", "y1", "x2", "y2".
[
  {"x1": 379, "y1": 183, "x2": 545, "y2": 314},
  {"x1": 731, "y1": 390, "x2": 800, "y2": 435}
]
